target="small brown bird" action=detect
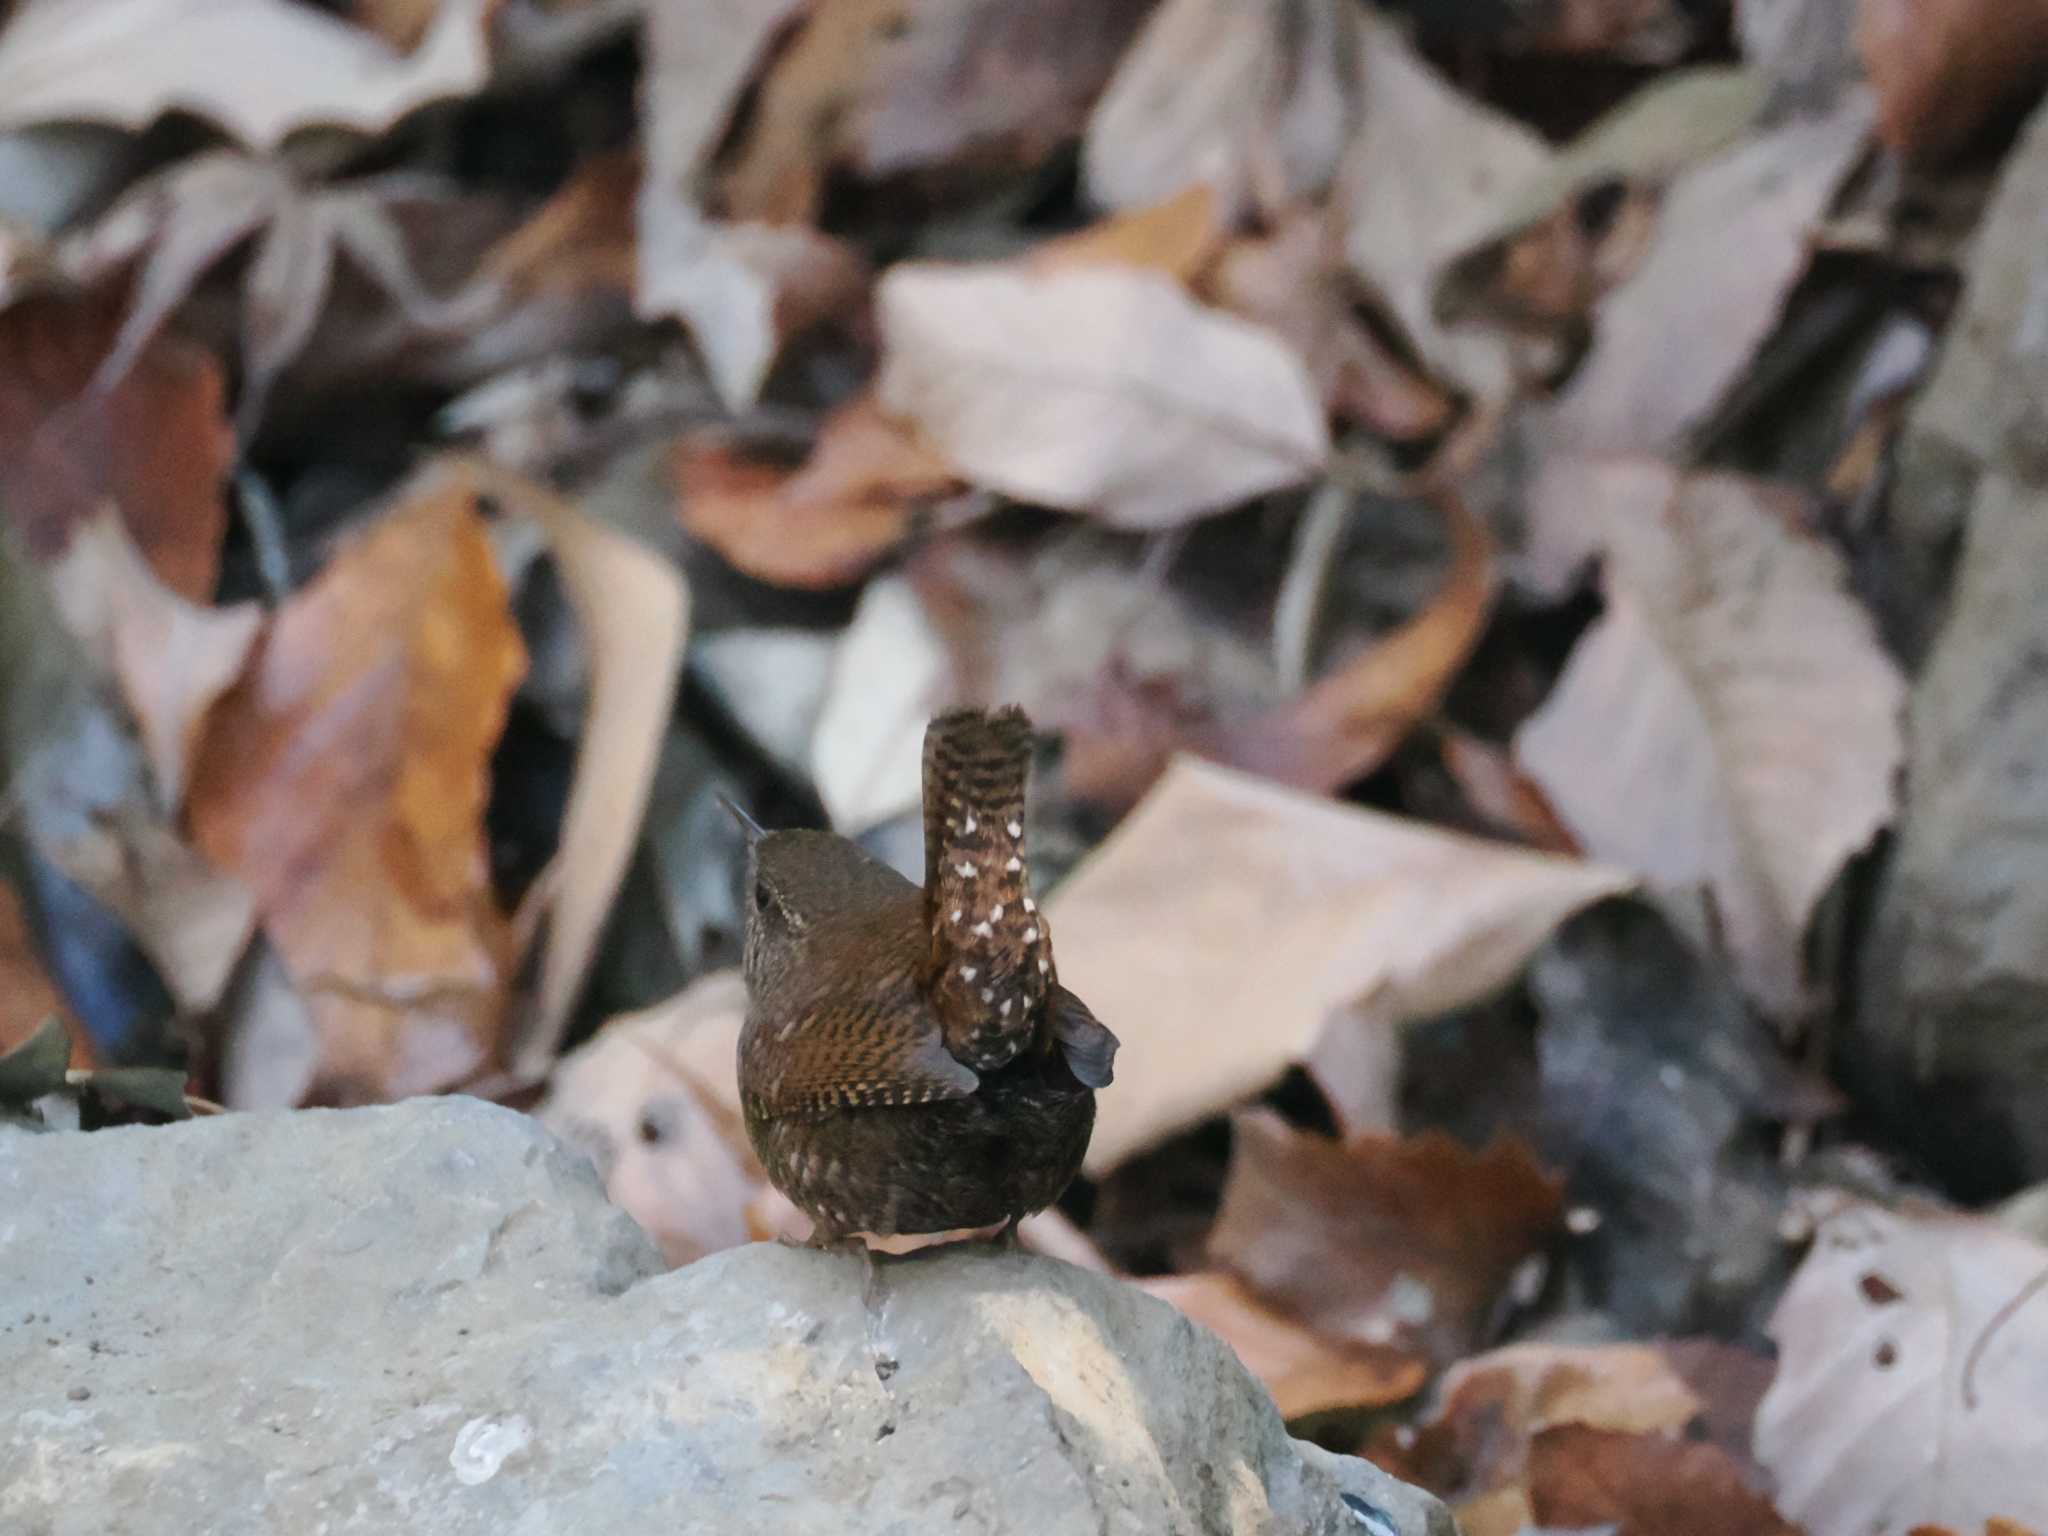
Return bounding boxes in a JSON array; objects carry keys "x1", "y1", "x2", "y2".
[{"x1": 734, "y1": 705, "x2": 1117, "y2": 1246}]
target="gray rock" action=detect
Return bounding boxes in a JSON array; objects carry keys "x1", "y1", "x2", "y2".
[
  {"x1": 0, "y1": 1097, "x2": 1451, "y2": 1536},
  {"x1": 1854, "y1": 96, "x2": 2048, "y2": 1194}
]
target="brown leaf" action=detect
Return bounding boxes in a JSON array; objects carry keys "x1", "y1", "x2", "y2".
[
  {"x1": 1501, "y1": 0, "x2": 1696, "y2": 59},
  {"x1": 1514, "y1": 466, "x2": 1906, "y2": 1014},
  {"x1": 1046, "y1": 758, "x2": 1632, "y2": 1173},
  {"x1": 1031, "y1": 184, "x2": 1228, "y2": 284},
  {"x1": 876, "y1": 261, "x2": 1328, "y2": 527},
  {"x1": 675, "y1": 394, "x2": 957, "y2": 589},
  {"x1": 0, "y1": 0, "x2": 494, "y2": 148},
  {"x1": 1370, "y1": 1341, "x2": 1704, "y2": 1503},
  {"x1": 1528, "y1": 1425, "x2": 1800, "y2": 1536},
  {"x1": 1141, "y1": 1272, "x2": 1428, "y2": 1420},
  {"x1": 460, "y1": 462, "x2": 691, "y2": 1082},
  {"x1": 1754, "y1": 1202, "x2": 2048, "y2": 1535},
  {"x1": 477, "y1": 148, "x2": 638, "y2": 301},
  {"x1": 1859, "y1": 0, "x2": 2048, "y2": 162},
  {"x1": 1202, "y1": 210, "x2": 1458, "y2": 443},
  {"x1": 720, "y1": 0, "x2": 1151, "y2": 225},
  {"x1": 1083, "y1": 0, "x2": 1362, "y2": 220},
  {"x1": 0, "y1": 285, "x2": 232, "y2": 601},
  {"x1": 187, "y1": 475, "x2": 526, "y2": 1103},
  {"x1": 0, "y1": 880, "x2": 86, "y2": 1067},
  {"x1": 1209, "y1": 1109, "x2": 1565, "y2": 1366},
  {"x1": 537, "y1": 973, "x2": 761, "y2": 1266},
  {"x1": 1207, "y1": 491, "x2": 1492, "y2": 793}
]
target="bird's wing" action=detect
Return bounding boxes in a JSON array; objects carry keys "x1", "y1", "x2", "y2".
[
  {"x1": 921, "y1": 705, "x2": 1051, "y2": 1071},
  {"x1": 745, "y1": 987, "x2": 979, "y2": 1119},
  {"x1": 1049, "y1": 985, "x2": 1118, "y2": 1089}
]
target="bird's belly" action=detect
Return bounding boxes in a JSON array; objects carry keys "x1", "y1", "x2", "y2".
[{"x1": 749, "y1": 1084, "x2": 1094, "y2": 1238}]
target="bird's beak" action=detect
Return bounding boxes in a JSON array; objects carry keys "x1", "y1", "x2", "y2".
[{"x1": 717, "y1": 792, "x2": 766, "y2": 845}]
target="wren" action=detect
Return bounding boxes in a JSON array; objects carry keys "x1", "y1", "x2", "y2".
[{"x1": 734, "y1": 705, "x2": 1118, "y2": 1245}]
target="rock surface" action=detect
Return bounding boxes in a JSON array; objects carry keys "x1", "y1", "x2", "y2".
[
  {"x1": 1854, "y1": 95, "x2": 2048, "y2": 1194},
  {"x1": 0, "y1": 1097, "x2": 1450, "y2": 1536}
]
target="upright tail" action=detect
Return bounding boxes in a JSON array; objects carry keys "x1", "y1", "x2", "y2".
[{"x1": 922, "y1": 705, "x2": 1052, "y2": 1072}]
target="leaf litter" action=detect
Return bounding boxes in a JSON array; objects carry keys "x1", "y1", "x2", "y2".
[{"x1": 0, "y1": 0, "x2": 2042, "y2": 1522}]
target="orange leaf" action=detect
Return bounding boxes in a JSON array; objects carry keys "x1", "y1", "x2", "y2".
[
  {"x1": 675, "y1": 393, "x2": 958, "y2": 589},
  {"x1": 1031, "y1": 184, "x2": 1226, "y2": 284},
  {"x1": 187, "y1": 474, "x2": 526, "y2": 1102}
]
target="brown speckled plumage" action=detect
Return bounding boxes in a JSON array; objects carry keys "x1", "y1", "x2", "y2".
[{"x1": 736, "y1": 706, "x2": 1117, "y2": 1242}]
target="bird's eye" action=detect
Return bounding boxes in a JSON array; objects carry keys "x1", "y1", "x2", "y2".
[{"x1": 753, "y1": 879, "x2": 772, "y2": 914}]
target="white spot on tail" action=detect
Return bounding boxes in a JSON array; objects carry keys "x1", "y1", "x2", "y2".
[
  {"x1": 999, "y1": 998, "x2": 1013, "y2": 1017},
  {"x1": 1007, "y1": 820, "x2": 1023, "y2": 838},
  {"x1": 960, "y1": 966, "x2": 977, "y2": 981},
  {"x1": 962, "y1": 814, "x2": 977, "y2": 834},
  {"x1": 990, "y1": 904, "x2": 1004, "y2": 922},
  {"x1": 1038, "y1": 958, "x2": 1050, "y2": 975},
  {"x1": 1024, "y1": 926, "x2": 1038, "y2": 944},
  {"x1": 956, "y1": 861, "x2": 976, "y2": 878},
  {"x1": 1022, "y1": 897, "x2": 1036, "y2": 913},
  {"x1": 1006, "y1": 856, "x2": 1022, "y2": 872},
  {"x1": 951, "y1": 909, "x2": 963, "y2": 924},
  {"x1": 980, "y1": 987, "x2": 995, "y2": 1003},
  {"x1": 972, "y1": 921, "x2": 994, "y2": 938}
]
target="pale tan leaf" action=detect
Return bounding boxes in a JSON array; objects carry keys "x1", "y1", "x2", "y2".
[
  {"x1": 1754, "y1": 1202, "x2": 2048, "y2": 1534},
  {"x1": 721, "y1": 0, "x2": 1152, "y2": 225},
  {"x1": 638, "y1": 206, "x2": 868, "y2": 413},
  {"x1": 1336, "y1": 14, "x2": 1554, "y2": 403},
  {"x1": 877, "y1": 263, "x2": 1328, "y2": 528},
  {"x1": 538, "y1": 972, "x2": 761, "y2": 1266},
  {"x1": 1031, "y1": 184, "x2": 1227, "y2": 284},
  {"x1": 0, "y1": 0, "x2": 494, "y2": 149},
  {"x1": 1083, "y1": 0, "x2": 1361, "y2": 220},
  {"x1": 1514, "y1": 468, "x2": 1905, "y2": 1014},
  {"x1": 462, "y1": 463, "x2": 691, "y2": 1081},
  {"x1": 1047, "y1": 758, "x2": 1633, "y2": 1174},
  {"x1": 44, "y1": 509, "x2": 261, "y2": 807},
  {"x1": 809, "y1": 572, "x2": 953, "y2": 833},
  {"x1": 1532, "y1": 90, "x2": 1873, "y2": 457},
  {"x1": 1141, "y1": 1272, "x2": 1428, "y2": 1419}
]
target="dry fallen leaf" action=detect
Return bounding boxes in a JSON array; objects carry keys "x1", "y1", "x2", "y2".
[
  {"x1": 0, "y1": 879, "x2": 85, "y2": 1066},
  {"x1": 1201, "y1": 209, "x2": 1458, "y2": 443},
  {"x1": 809, "y1": 571, "x2": 955, "y2": 834},
  {"x1": 1213, "y1": 492, "x2": 1492, "y2": 794},
  {"x1": 1141, "y1": 1272, "x2": 1428, "y2": 1420},
  {"x1": 1528, "y1": 1424, "x2": 1800, "y2": 1536},
  {"x1": 1514, "y1": 467, "x2": 1906, "y2": 1014},
  {"x1": 1438, "y1": 729, "x2": 1578, "y2": 854},
  {"x1": 0, "y1": 0, "x2": 494, "y2": 148},
  {"x1": 1208, "y1": 1109, "x2": 1565, "y2": 1366},
  {"x1": 1754, "y1": 1202, "x2": 2048, "y2": 1535},
  {"x1": 460, "y1": 462, "x2": 691, "y2": 1082},
  {"x1": 43, "y1": 510, "x2": 262, "y2": 808},
  {"x1": 721, "y1": 0, "x2": 1154, "y2": 225},
  {"x1": 1083, "y1": 0, "x2": 1361, "y2": 220},
  {"x1": 187, "y1": 475, "x2": 526, "y2": 1103},
  {"x1": 65, "y1": 150, "x2": 484, "y2": 436},
  {"x1": 1048, "y1": 758, "x2": 1632, "y2": 1173},
  {"x1": 1369, "y1": 1341, "x2": 1705, "y2": 1504},
  {"x1": 1335, "y1": 14, "x2": 1552, "y2": 405},
  {"x1": 1031, "y1": 184, "x2": 1228, "y2": 284},
  {"x1": 537, "y1": 973, "x2": 761, "y2": 1266},
  {"x1": 0, "y1": 285, "x2": 233, "y2": 602},
  {"x1": 1858, "y1": 0, "x2": 2048, "y2": 162},
  {"x1": 1532, "y1": 90, "x2": 1873, "y2": 458},
  {"x1": 877, "y1": 262, "x2": 1328, "y2": 528},
  {"x1": 674, "y1": 394, "x2": 958, "y2": 589}
]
